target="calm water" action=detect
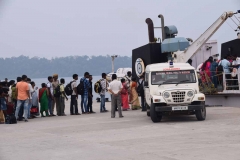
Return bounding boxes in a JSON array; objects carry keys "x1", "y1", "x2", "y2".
[{"x1": 31, "y1": 76, "x2": 111, "y2": 100}]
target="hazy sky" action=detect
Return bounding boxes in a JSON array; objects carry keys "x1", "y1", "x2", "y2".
[{"x1": 0, "y1": 0, "x2": 239, "y2": 59}]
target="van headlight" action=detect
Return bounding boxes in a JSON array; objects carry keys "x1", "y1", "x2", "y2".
[
  {"x1": 187, "y1": 91, "x2": 194, "y2": 97},
  {"x1": 163, "y1": 92, "x2": 170, "y2": 98}
]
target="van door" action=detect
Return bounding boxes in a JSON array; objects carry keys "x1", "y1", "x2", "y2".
[{"x1": 144, "y1": 72, "x2": 151, "y2": 106}]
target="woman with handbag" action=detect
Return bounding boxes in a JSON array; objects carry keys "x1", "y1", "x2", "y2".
[
  {"x1": 31, "y1": 82, "x2": 39, "y2": 117},
  {"x1": 121, "y1": 79, "x2": 130, "y2": 111}
]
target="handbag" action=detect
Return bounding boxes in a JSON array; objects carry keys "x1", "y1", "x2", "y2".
[{"x1": 30, "y1": 106, "x2": 39, "y2": 114}]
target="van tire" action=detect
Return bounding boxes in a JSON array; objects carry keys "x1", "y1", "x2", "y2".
[
  {"x1": 150, "y1": 103, "x2": 162, "y2": 123},
  {"x1": 195, "y1": 102, "x2": 206, "y2": 121}
]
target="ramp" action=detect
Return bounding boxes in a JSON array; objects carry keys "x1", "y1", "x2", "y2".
[{"x1": 206, "y1": 93, "x2": 240, "y2": 107}]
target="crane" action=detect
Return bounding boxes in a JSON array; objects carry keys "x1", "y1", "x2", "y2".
[{"x1": 173, "y1": 10, "x2": 240, "y2": 63}]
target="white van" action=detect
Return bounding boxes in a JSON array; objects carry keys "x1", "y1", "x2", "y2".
[{"x1": 144, "y1": 62, "x2": 206, "y2": 123}]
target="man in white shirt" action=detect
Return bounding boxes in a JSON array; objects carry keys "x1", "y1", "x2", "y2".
[
  {"x1": 108, "y1": 74, "x2": 123, "y2": 118},
  {"x1": 100, "y1": 73, "x2": 108, "y2": 113},
  {"x1": 70, "y1": 74, "x2": 80, "y2": 115},
  {"x1": 47, "y1": 76, "x2": 54, "y2": 116},
  {"x1": 27, "y1": 78, "x2": 34, "y2": 119}
]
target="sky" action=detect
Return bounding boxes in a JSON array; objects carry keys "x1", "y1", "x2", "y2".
[{"x1": 0, "y1": 0, "x2": 239, "y2": 59}]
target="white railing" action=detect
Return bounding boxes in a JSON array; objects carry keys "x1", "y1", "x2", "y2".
[{"x1": 222, "y1": 72, "x2": 240, "y2": 93}]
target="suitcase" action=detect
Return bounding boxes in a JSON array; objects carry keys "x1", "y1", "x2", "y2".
[{"x1": 6, "y1": 101, "x2": 14, "y2": 115}]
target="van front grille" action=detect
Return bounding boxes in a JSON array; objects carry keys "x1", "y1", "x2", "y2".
[{"x1": 171, "y1": 91, "x2": 185, "y2": 103}]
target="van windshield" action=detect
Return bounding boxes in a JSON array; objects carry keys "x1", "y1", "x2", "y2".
[{"x1": 151, "y1": 70, "x2": 196, "y2": 85}]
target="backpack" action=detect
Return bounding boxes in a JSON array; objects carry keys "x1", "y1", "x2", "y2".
[
  {"x1": 94, "y1": 79, "x2": 103, "y2": 93},
  {"x1": 217, "y1": 61, "x2": 223, "y2": 73},
  {"x1": 65, "y1": 81, "x2": 73, "y2": 96},
  {"x1": 54, "y1": 85, "x2": 61, "y2": 97},
  {"x1": 77, "y1": 78, "x2": 86, "y2": 95},
  {"x1": 137, "y1": 80, "x2": 144, "y2": 94},
  {"x1": 5, "y1": 114, "x2": 17, "y2": 124}
]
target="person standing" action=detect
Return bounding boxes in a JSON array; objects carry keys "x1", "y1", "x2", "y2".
[
  {"x1": 130, "y1": 77, "x2": 141, "y2": 110},
  {"x1": 80, "y1": 72, "x2": 91, "y2": 114},
  {"x1": 125, "y1": 71, "x2": 132, "y2": 102},
  {"x1": 100, "y1": 73, "x2": 108, "y2": 113},
  {"x1": 88, "y1": 75, "x2": 95, "y2": 113},
  {"x1": 219, "y1": 56, "x2": 231, "y2": 87},
  {"x1": 71, "y1": 74, "x2": 80, "y2": 115},
  {"x1": 15, "y1": 75, "x2": 30, "y2": 122},
  {"x1": 120, "y1": 78, "x2": 130, "y2": 111},
  {"x1": 27, "y1": 78, "x2": 34, "y2": 119},
  {"x1": 30, "y1": 81, "x2": 39, "y2": 117},
  {"x1": 108, "y1": 74, "x2": 123, "y2": 118},
  {"x1": 0, "y1": 82, "x2": 7, "y2": 123},
  {"x1": 47, "y1": 76, "x2": 55, "y2": 116},
  {"x1": 59, "y1": 78, "x2": 68, "y2": 116},
  {"x1": 210, "y1": 59, "x2": 218, "y2": 88},
  {"x1": 39, "y1": 83, "x2": 49, "y2": 117},
  {"x1": 52, "y1": 74, "x2": 60, "y2": 115},
  {"x1": 138, "y1": 75, "x2": 146, "y2": 111},
  {"x1": 12, "y1": 77, "x2": 23, "y2": 120},
  {"x1": 125, "y1": 71, "x2": 132, "y2": 85},
  {"x1": 7, "y1": 80, "x2": 15, "y2": 103}
]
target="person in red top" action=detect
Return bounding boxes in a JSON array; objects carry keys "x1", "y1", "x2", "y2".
[{"x1": 15, "y1": 75, "x2": 30, "y2": 122}]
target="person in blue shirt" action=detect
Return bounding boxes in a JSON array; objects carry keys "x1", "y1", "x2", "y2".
[
  {"x1": 219, "y1": 56, "x2": 231, "y2": 88},
  {"x1": 80, "y1": 72, "x2": 91, "y2": 114},
  {"x1": 210, "y1": 59, "x2": 218, "y2": 88}
]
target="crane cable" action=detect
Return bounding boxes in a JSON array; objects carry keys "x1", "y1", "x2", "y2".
[
  {"x1": 226, "y1": 20, "x2": 237, "y2": 31},
  {"x1": 233, "y1": 15, "x2": 240, "y2": 23},
  {"x1": 231, "y1": 17, "x2": 240, "y2": 32}
]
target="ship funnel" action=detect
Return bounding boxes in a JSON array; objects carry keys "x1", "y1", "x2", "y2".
[{"x1": 145, "y1": 18, "x2": 155, "y2": 43}]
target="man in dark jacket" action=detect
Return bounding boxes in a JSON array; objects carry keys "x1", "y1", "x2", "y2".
[
  {"x1": 88, "y1": 75, "x2": 95, "y2": 113},
  {"x1": 138, "y1": 75, "x2": 146, "y2": 111}
]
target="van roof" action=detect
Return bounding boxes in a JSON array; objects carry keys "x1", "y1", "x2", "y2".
[{"x1": 145, "y1": 63, "x2": 195, "y2": 72}]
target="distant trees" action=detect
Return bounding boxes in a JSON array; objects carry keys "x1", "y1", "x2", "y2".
[{"x1": 0, "y1": 55, "x2": 132, "y2": 79}]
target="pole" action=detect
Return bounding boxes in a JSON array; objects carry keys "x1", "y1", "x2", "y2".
[
  {"x1": 158, "y1": 14, "x2": 165, "y2": 41},
  {"x1": 111, "y1": 56, "x2": 114, "y2": 73}
]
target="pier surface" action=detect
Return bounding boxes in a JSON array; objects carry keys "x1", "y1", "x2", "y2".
[{"x1": 1, "y1": 102, "x2": 240, "y2": 160}]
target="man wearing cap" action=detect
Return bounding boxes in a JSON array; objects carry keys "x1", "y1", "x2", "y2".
[{"x1": 52, "y1": 74, "x2": 60, "y2": 116}]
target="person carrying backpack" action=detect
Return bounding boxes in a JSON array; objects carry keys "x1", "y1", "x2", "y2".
[
  {"x1": 79, "y1": 72, "x2": 91, "y2": 114},
  {"x1": 137, "y1": 75, "x2": 146, "y2": 111},
  {"x1": 70, "y1": 74, "x2": 80, "y2": 115},
  {"x1": 99, "y1": 73, "x2": 108, "y2": 113},
  {"x1": 59, "y1": 78, "x2": 68, "y2": 116}
]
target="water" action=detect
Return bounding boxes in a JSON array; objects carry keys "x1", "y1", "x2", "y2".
[{"x1": 31, "y1": 76, "x2": 111, "y2": 100}]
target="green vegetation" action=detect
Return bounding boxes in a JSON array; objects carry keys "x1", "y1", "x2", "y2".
[{"x1": 0, "y1": 55, "x2": 132, "y2": 79}]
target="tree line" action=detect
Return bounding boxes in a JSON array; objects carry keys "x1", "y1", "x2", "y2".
[{"x1": 0, "y1": 55, "x2": 132, "y2": 79}]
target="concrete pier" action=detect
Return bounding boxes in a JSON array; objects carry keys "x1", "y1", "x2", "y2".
[{"x1": 1, "y1": 101, "x2": 240, "y2": 160}]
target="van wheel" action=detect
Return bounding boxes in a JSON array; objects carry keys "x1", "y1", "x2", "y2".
[
  {"x1": 195, "y1": 102, "x2": 206, "y2": 121},
  {"x1": 150, "y1": 103, "x2": 162, "y2": 123}
]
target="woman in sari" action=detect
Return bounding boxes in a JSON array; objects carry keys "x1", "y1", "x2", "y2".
[
  {"x1": 121, "y1": 79, "x2": 130, "y2": 111},
  {"x1": 39, "y1": 83, "x2": 49, "y2": 117},
  {"x1": 130, "y1": 77, "x2": 141, "y2": 110},
  {"x1": 200, "y1": 56, "x2": 213, "y2": 82}
]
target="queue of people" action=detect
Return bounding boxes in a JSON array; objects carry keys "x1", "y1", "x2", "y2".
[{"x1": 0, "y1": 71, "x2": 147, "y2": 124}]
